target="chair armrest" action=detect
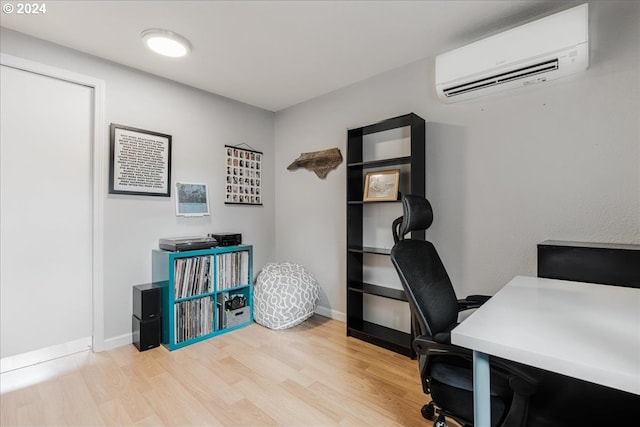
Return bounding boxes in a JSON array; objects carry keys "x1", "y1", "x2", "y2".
[
  {"x1": 457, "y1": 294, "x2": 491, "y2": 311},
  {"x1": 413, "y1": 335, "x2": 473, "y2": 361},
  {"x1": 467, "y1": 294, "x2": 491, "y2": 303}
]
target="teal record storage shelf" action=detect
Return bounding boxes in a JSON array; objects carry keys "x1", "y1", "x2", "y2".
[{"x1": 152, "y1": 244, "x2": 253, "y2": 351}]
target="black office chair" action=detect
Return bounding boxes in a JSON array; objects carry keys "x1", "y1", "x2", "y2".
[
  {"x1": 390, "y1": 195, "x2": 640, "y2": 427},
  {"x1": 390, "y1": 195, "x2": 538, "y2": 427}
]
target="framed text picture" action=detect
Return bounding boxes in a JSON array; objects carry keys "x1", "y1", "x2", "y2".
[
  {"x1": 109, "y1": 124, "x2": 172, "y2": 196},
  {"x1": 225, "y1": 145, "x2": 263, "y2": 205},
  {"x1": 175, "y1": 182, "x2": 210, "y2": 217}
]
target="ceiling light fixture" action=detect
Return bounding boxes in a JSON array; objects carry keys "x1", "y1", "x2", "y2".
[{"x1": 141, "y1": 29, "x2": 191, "y2": 58}]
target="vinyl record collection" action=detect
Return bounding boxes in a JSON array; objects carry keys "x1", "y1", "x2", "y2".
[
  {"x1": 154, "y1": 245, "x2": 253, "y2": 350},
  {"x1": 171, "y1": 251, "x2": 249, "y2": 343},
  {"x1": 173, "y1": 255, "x2": 213, "y2": 299},
  {"x1": 217, "y1": 251, "x2": 250, "y2": 290},
  {"x1": 174, "y1": 297, "x2": 213, "y2": 343}
]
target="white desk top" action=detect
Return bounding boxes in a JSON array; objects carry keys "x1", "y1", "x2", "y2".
[{"x1": 451, "y1": 276, "x2": 640, "y2": 395}]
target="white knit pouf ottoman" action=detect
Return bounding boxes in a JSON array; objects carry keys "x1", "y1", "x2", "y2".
[{"x1": 254, "y1": 262, "x2": 320, "y2": 330}]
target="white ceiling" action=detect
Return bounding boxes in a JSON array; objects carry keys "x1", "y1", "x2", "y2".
[{"x1": 0, "y1": 0, "x2": 572, "y2": 111}]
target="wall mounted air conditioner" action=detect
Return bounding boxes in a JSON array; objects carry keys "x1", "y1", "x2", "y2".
[{"x1": 435, "y1": 3, "x2": 589, "y2": 103}]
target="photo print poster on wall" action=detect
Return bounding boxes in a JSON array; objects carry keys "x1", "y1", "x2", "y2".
[
  {"x1": 225, "y1": 144, "x2": 263, "y2": 205},
  {"x1": 109, "y1": 123, "x2": 171, "y2": 196},
  {"x1": 175, "y1": 182, "x2": 210, "y2": 216}
]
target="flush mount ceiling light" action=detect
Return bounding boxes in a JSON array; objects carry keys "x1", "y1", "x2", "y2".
[{"x1": 141, "y1": 29, "x2": 191, "y2": 58}]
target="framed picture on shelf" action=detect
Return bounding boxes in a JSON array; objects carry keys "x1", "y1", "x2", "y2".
[
  {"x1": 363, "y1": 169, "x2": 400, "y2": 202},
  {"x1": 175, "y1": 182, "x2": 210, "y2": 216},
  {"x1": 109, "y1": 123, "x2": 172, "y2": 196},
  {"x1": 224, "y1": 145, "x2": 263, "y2": 205}
]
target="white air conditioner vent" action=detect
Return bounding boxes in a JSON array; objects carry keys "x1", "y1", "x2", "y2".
[
  {"x1": 435, "y1": 4, "x2": 589, "y2": 103},
  {"x1": 443, "y1": 59, "x2": 559, "y2": 98}
]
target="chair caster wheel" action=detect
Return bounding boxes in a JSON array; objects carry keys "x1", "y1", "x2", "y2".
[
  {"x1": 421, "y1": 402, "x2": 435, "y2": 420},
  {"x1": 434, "y1": 414, "x2": 448, "y2": 427}
]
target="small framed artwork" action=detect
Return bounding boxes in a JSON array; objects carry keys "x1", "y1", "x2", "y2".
[
  {"x1": 363, "y1": 169, "x2": 400, "y2": 202},
  {"x1": 109, "y1": 123, "x2": 171, "y2": 196},
  {"x1": 175, "y1": 182, "x2": 210, "y2": 217},
  {"x1": 224, "y1": 145, "x2": 263, "y2": 205}
]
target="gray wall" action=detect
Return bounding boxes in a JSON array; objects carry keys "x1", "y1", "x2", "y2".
[
  {"x1": 274, "y1": 1, "x2": 640, "y2": 321},
  {"x1": 1, "y1": 0, "x2": 638, "y2": 344},
  {"x1": 1, "y1": 28, "x2": 276, "y2": 346}
]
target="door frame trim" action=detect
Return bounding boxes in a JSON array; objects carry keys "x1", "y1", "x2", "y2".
[{"x1": 1, "y1": 53, "x2": 106, "y2": 352}]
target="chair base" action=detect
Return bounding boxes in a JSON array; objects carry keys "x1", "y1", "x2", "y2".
[
  {"x1": 421, "y1": 402, "x2": 435, "y2": 420},
  {"x1": 422, "y1": 401, "x2": 473, "y2": 427}
]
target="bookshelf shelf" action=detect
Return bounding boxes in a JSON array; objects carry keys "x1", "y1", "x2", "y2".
[
  {"x1": 174, "y1": 292, "x2": 215, "y2": 303},
  {"x1": 347, "y1": 281, "x2": 408, "y2": 302},
  {"x1": 347, "y1": 155, "x2": 412, "y2": 169},
  {"x1": 152, "y1": 244, "x2": 253, "y2": 351}
]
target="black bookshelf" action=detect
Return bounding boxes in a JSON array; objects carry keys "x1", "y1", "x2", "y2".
[{"x1": 346, "y1": 113, "x2": 425, "y2": 357}]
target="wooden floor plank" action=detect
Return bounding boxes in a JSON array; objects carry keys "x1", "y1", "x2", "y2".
[{"x1": 1, "y1": 315, "x2": 431, "y2": 426}]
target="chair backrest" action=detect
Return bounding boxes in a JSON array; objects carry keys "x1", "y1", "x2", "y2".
[{"x1": 390, "y1": 195, "x2": 459, "y2": 339}]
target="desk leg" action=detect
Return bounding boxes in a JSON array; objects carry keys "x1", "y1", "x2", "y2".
[{"x1": 473, "y1": 351, "x2": 491, "y2": 427}]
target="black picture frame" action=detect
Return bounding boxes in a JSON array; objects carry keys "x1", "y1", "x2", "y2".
[{"x1": 109, "y1": 123, "x2": 172, "y2": 196}]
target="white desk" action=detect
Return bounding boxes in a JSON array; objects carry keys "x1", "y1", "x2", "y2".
[{"x1": 451, "y1": 275, "x2": 640, "y2": 426}]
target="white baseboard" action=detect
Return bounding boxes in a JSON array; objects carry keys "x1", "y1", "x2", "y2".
[
  {"x1": 0, "y1": 336, "x2": 91, "y2": 373},
  {"x1": 102, "y1": 332, "x2": 132, "y2": 351},
  {"x1": 0, "y1": 310, "x2": 348, "y2": 370},
  {"x1": 315, "y1": 305, "x2": 346, "y2": 322}
]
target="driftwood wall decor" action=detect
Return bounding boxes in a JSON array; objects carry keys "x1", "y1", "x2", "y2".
[{"x1": 287, "y1": 147, "x2": 343, "y2": 179}]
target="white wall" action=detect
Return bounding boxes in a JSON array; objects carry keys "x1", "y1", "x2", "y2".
[
  {"x1": 0, "y1": 28, "x2": 276, "y2": 346},
  {"x1": 1, "y1": 1, "x2": 638, "y2": 344},
  {"x1": 274, "y1": 1, "x2": 640, "y2": 322}
]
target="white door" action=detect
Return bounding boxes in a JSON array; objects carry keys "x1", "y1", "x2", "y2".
[{"x1": 0, "y1": 64, "x2": 93, "y2": 364}]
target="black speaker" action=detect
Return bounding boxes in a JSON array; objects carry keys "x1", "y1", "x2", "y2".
[
  {"x1": 132, "y1": 315, "x2": 160, "y2": 351},
  {"x1": 133, "y1": 283, "x2": 162, "y2": 320},
  {"x1": 132, "y1": 283, "x2": 163, "y2": 352}
]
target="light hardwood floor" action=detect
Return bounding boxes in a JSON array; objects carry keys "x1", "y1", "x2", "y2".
[{"x1": 0, "y1": 315, "x2": 437, "y2": 426}]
